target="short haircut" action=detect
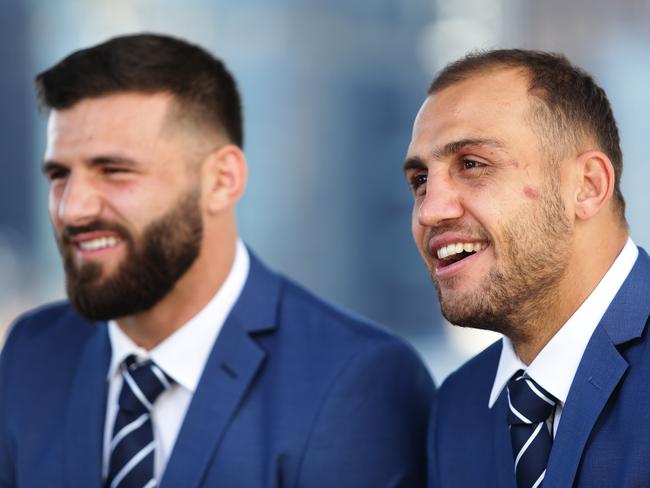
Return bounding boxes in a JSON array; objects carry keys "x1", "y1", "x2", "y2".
[
  {"x1": 35, "y1": 33, "x2": 243, "y2": 147},
  {"x1": 429, "y1": 49, "x2": 625, "y2": 218}
]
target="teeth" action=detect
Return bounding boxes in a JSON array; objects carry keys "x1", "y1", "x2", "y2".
[
  {"x1": 79, "y1": 236, "x2": 120, "y2": 251},
  {"x1": 436, "y1": 242, "x2": 485, "y2": 260}
]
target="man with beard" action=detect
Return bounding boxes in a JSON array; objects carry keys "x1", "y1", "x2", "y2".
[
  {"x1": 0, "y1": 34, "x2": 434, "y2": 488},
  {"x1": 404, "y1": 49, "x2": 650, "y2": 487}
]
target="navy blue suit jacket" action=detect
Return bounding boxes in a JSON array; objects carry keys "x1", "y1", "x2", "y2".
[
  {"x1": 0, "y1": 252, "x2": 434, "y2": 487},
  {"x1": 428, "y1": 247, "x2": 650, "y2": 487}
]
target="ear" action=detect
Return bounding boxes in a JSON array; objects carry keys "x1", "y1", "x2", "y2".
[
  {"x1": 201, "y1": 144, "x2": 248, "y2": 214},
  {"x1": 573, "y1": 150, "x2": 615, "y2": 220}
]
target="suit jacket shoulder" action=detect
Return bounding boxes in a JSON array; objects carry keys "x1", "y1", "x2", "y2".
[
  {"x1": 428, "y1": 246, "x2": 650, "y2": 488},
  {"x1": 1, "y1": 252, "x2": 435, "y2": 488},
  {"x1": 204, "y1": 256, "x2": 436, "y2": 487},
  {"x1": 279, "y1": 274, "x2": 424, "y2": 356},
  {"x1": 436, "y1": 338, "x2": 501, "y2": 405},
  {"x1": 0, "y1": 301, "x2": 110, "y2": 488},
  {"x1": 427, "y1": 339, "x2": 505, "y2": 487},
  {"x1": 4, "y1": 300, "x2": 94, "y2": 350},
  {"x1": 545, "y1": 245, "x2": 650, "y2": 487}
]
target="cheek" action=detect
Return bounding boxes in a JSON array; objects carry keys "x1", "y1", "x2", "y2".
[
  {"x1": 411, "y1": 208, "x2": 427, "y2": 251},
  {"x1": 48, "y1": 187, "x2": 62, "y2": 223},
  {"x1": 104, "y1": 184, "x2": 155, "y2": 219},
  {"x1": 411, "y1": 205, "x2": 421, "y2": 235}
]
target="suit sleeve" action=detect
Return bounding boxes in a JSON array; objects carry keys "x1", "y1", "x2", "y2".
[
  {"x1": 295, "y1": 339, "x2": 435, "y2": 488},
  {"x1": 0, "y1": 319, "x2": 19, "y2": 488}
]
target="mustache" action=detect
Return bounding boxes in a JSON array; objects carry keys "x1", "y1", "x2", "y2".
[
  {"x1": 60, "y1": 220, "x2": 132, "y2": 244},
  {"x1": 425, "y1": 222, "x2": 490, "y2": 242}
]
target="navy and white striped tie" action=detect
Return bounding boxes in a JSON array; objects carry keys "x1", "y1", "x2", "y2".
[
  {"x1": 507, "y1": 370, "x2": 557, "y2": 488},
  {"x1": 107, "y1": 355, "x2": 173, "y2": 488}
]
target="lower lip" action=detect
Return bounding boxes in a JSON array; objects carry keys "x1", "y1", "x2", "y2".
[{"x1": 434, "y1": 246, "x2": 488, "y2": 281}]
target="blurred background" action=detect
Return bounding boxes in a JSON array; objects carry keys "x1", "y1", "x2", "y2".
[{"x1": 1, "y1": 0, "x2": 649, "y2": 382}]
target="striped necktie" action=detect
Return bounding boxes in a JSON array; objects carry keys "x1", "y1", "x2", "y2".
[
  {"x1": 106, "y1": 355, "x2": 174, "y2": 488},
  {"x1": 506, "y1": 370, "x2": 557, "y2": 488}
]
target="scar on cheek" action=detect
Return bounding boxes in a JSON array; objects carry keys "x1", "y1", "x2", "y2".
[{"x1": 523, "y1": 186, "x2": 540, "y2": 199}]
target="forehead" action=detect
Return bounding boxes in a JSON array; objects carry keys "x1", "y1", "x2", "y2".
[
  {"x1": 45, "y1": 92, "x2": 175, "y2": 160},
  {"x1": 409, "y1": 68, "x2": 537, "y2": 156}
]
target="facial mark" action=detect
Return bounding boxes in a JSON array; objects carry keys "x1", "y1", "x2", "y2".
[{"x1": 523, "y1": 185, "x2": 540, "y2": 200}]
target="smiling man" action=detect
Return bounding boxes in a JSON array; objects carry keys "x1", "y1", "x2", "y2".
[
  {"x1": 0, "y1": 34, "x2": 434, "y2": 488},
  {"x1": 404, "y1": 50, "x2": 650, "y2": 487}
]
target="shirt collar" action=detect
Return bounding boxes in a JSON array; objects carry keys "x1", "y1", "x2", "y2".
[
  {"x1": 107, "y1": 239, "x2": 250, "y2": 392},
  {"x1": 489, "y1": 237, "x2": 638, "y2": 408}
]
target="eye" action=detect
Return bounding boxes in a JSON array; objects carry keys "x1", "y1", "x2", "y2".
[
  {"x1": 408, "y1": 173, "x2": 428, "y2": 195},
  {"x1": 102, "y1": 166, "x2": 129, "y2": 175},
  {"x1": 462, "y1": 159, "x2": 483, "y2": 170},
  {"x1": 458, "y1": 158, "x2": 490, "y2": 180},
  {"x1": 45, "y1": 168, "x2": 69, "y2": 182}
]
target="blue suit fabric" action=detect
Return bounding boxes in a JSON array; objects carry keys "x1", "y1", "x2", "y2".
[
  {"x1": 0, "y1": 251, "x2": 434, "y2": 487},
  {"x1": 428, "y1": 247, "x2": 650, "y2": 488}
]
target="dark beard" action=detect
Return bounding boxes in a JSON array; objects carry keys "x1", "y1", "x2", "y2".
[
  {"x1": 58, "y1": 190, "x2": 203, "y2": 321},
  {"x1": 435, "y1": 178, "x2": 572, "y2": 342}
]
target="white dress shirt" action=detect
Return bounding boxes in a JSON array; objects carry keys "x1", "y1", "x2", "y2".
[
  {"x1": 102, "y1": 240, "x2": 250, "y2": 482},
  {"x1": 488, "y1": 237, "x2": 638, "y2": 436}
]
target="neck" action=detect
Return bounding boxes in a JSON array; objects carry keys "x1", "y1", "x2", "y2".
[
  {"x1": 117, "y1": 227, "x2": 238, "y2": 350},
  {"x1": 511, "y1": 225, "x2": 628, "y2": 364}
]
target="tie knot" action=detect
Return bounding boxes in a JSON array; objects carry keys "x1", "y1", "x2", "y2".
[
  {"x1": 118, "y1": 355, "x2": 174, "y2": 414},
  {"x1": 507, "y1": 371, "x2": 557, "y2": 425}
]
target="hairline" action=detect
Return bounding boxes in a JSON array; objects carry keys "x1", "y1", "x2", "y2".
[
  {"x1": 428, "y1": 60, "x2": 626, "y2": 221},
  {"x1": 430, "y1": 64, "x2": 585, "y2": 167}
]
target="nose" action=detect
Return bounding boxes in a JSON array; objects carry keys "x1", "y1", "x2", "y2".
[
  {"x1": 53, "y1": 172, "x2": 103, "y2": 226},
  {"x1": 417, "y1": 172, "x2": 464, "y2": 227}
]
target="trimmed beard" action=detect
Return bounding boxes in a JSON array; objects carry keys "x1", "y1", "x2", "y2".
[
  {"x1": 58, "y1": 189, "x2": 203, "y2": 321},
  {"x1": 435, "y1": 178, "x2": 572, "y2": 341}
]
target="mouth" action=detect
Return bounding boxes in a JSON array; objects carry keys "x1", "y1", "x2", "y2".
[
  {"x1": 69, "y1": 232, "x2": 124, "y2": 257},
  {"x1": 427, "y1": 236, "x2": 491, "y2": 281},
  {"x1": 435, "y1": 241, "x2": 487, "y2": 268}
]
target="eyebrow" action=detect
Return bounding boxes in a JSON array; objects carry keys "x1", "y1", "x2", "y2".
[
  {"x1": 42, "y1": 155, "x2": 140, "y2": 174},
  {"x1": 403, "y1": 138, "x2": 506, "y2": 173},
  {"x1": 402, "y1": 156, "x2": 427, "y2": 173},
  {"x1": 432, "y1": 138, "x2": 506, "y2": 159}
]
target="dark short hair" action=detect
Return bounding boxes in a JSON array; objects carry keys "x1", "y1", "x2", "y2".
[
  {"x1": 429, "y1": 49, "x2": 625, "y2": 218},
  {"x1": 35, "y1": 33, "x2": 243, "y2": 147}
]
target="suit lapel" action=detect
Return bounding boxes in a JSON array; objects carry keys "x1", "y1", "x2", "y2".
[
  {"x1": 160, "y1": 250, "x2": 280, "y2": 488},
  {"x1": 544, "y1": 325, "x2": 628, "y2": 486},
  {"x1": 545, "y1": 248, "x2": 650, "y2": 486},
  {"x1": 63, "y1": 323, "x2": 111, "y2": 488},
  {"x1": 493, "y1": 392, "x2": 517, "y2": 488},
  {"x1": 160, "y1": 315, "x2": 266, "y2": 488}
]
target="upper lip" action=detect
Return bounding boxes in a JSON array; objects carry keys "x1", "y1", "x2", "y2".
[
  {"x1": 427, "y1": 233, "x2": 489, "y2": 259},
  {"x1": 67, "y1": 231, "x2": 122, "y2": 244}
]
